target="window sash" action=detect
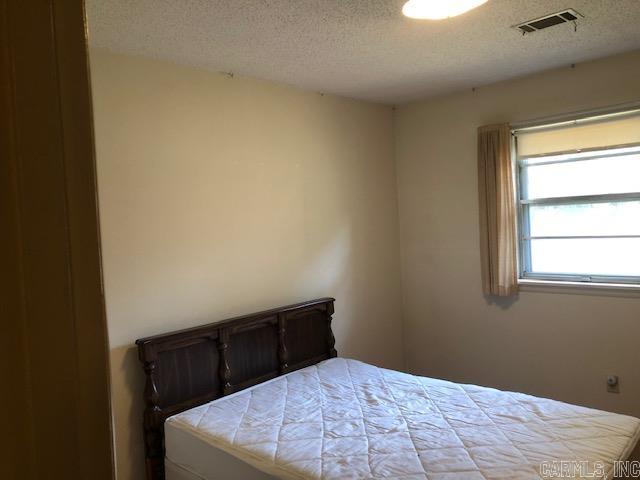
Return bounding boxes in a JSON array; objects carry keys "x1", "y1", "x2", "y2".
[
  {"x1": 520, "y1": 271, "x2": 640, "y2": 284},
  {"x1": 520, "y1": 192, "x2": 640, "y2": 206},
  {"x1": 519, "y1": 223, "x2": 640, "y2": 283},
  {"x1": 515, "y1": 144, "x2": 640, "y2": 284}
]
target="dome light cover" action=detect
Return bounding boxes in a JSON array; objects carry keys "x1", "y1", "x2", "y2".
[{"x1": 402, "y1": 0, "x2": 489, "y2": 20}]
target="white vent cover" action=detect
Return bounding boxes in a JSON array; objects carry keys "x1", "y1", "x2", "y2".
[{"x1": 514, "y1": 9, "x2": 583, "y2": 35}]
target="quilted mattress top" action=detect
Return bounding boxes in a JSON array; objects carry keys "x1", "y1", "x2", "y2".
[{"x1": 166, "y1": 358, "x2": 640, "y2": 479}]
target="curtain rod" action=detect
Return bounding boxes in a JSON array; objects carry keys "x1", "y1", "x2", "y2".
[{"x1": 511, "y1": 100, "x2": 640, "y2": 134}]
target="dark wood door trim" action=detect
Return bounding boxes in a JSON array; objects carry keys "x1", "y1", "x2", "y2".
[{"x1": 0, "y1": 1, "x2": 114, "y2": 478}]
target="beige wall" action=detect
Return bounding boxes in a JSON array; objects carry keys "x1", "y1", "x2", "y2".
[
  {"x1": 92, "y1": 47, "x2": 640, "y2": 480},
  {"x1": 90, "y1": 50, "x2": 404, "y2": 480},
  {"x1": 395, "y1": 50, "x2": 640, "y2": 418}
]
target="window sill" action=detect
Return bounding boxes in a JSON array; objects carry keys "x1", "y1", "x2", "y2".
[{"x1": 518, "y1": 278, "x2": 640, "y2": 297}]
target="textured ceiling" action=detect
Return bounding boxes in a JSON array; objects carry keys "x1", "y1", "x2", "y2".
[{"x1": 86, "y1": 0, "x2": 640, "y2": 104}]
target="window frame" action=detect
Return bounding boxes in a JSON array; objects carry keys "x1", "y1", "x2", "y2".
[{"x1": 513, "y1": 137, "x2": 640, "y2": 286}]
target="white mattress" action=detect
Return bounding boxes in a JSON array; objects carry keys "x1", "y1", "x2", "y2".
[{"x1": 165, "y1": 358, "x2": 640, "y2": 480}]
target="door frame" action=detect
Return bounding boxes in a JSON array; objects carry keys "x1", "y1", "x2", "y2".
[{"x1": 0, "y1": 1, "x2": 114, "y2": 478}]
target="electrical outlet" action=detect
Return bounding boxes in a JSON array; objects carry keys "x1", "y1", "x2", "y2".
[{"x1": 607, "y1": 375, "x2": 620, "y2": 394}]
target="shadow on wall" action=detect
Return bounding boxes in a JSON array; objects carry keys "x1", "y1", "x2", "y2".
[
  {"x1": 111, "y1": 345, "x2": 146, "y2": 480},
  {"x1": 297, "y1": 225, "x2": 355, "y2": 346},
  {"x1": 484, "y1": 293, "x2": 519, "y2": 310}
]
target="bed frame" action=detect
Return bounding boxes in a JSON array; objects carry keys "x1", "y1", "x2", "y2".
[{"x1": 136, "y1": 297, "x2": 337, "y2": 480}]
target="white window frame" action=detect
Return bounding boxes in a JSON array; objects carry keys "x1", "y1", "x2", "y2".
[{"x1": 512, "y1": 112, "x2": 640, "y2": 286}]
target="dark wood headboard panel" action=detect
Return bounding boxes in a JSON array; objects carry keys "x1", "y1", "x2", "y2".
[{"x1": 136, "y1": 298, "x2": 336, "y2": 480}]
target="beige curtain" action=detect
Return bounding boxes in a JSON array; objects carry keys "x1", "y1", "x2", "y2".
[{"x1": 477, "y1": 124, "x2": 518, "y2": 296}]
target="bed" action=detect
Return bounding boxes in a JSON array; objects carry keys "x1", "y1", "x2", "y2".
[{"x1": 136, "y1": 298, "x2": 640, "y2": 480}]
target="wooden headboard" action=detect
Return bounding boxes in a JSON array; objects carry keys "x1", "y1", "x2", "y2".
[{"x1": 136, "y1": 297, "x2": 336, "y2": 480}]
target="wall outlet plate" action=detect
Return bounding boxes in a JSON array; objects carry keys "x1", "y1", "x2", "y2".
[{"x1": 607, "y1": 375, "x2": 620, "y2": 394}]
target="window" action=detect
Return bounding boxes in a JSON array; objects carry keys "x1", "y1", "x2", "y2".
[{"x1": 513, "y1": 109, "x2": 640, "y2": 285}]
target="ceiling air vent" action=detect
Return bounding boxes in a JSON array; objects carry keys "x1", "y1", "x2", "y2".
[{"x1": 514, "y1": 9, "x2": 583, "y2": 35}]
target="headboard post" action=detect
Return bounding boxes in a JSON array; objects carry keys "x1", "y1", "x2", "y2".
[
  {"x1": 327, "y1": 301, "x2": 337, "y2": 358},
  {"x1": 277, "y1": 314, "x2": 289, "y2": 374},
  {"x1": 136, "y1": 297, "x2": 336, "y2": 480},
  {"x1": 140, "y1": 353, "x2": 165, "y2": 480},
  {"x1": 217, "y1": 328, "x2": 232, "y2": 396}
]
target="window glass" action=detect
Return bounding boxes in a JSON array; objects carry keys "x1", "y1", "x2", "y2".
[
  {"x1": 524, "y1": 153, "x2": 640, "y2": 199},
  {"x1": 528, "y1": 202, "x2": 640, "y2": 237},
  {"x1": 530, "y1": 238, "x2": 640, "y2": 277}
]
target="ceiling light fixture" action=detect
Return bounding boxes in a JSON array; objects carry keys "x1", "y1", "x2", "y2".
[{"x1": 402, "y1": 0, "x2": 489, "y2": 20}]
